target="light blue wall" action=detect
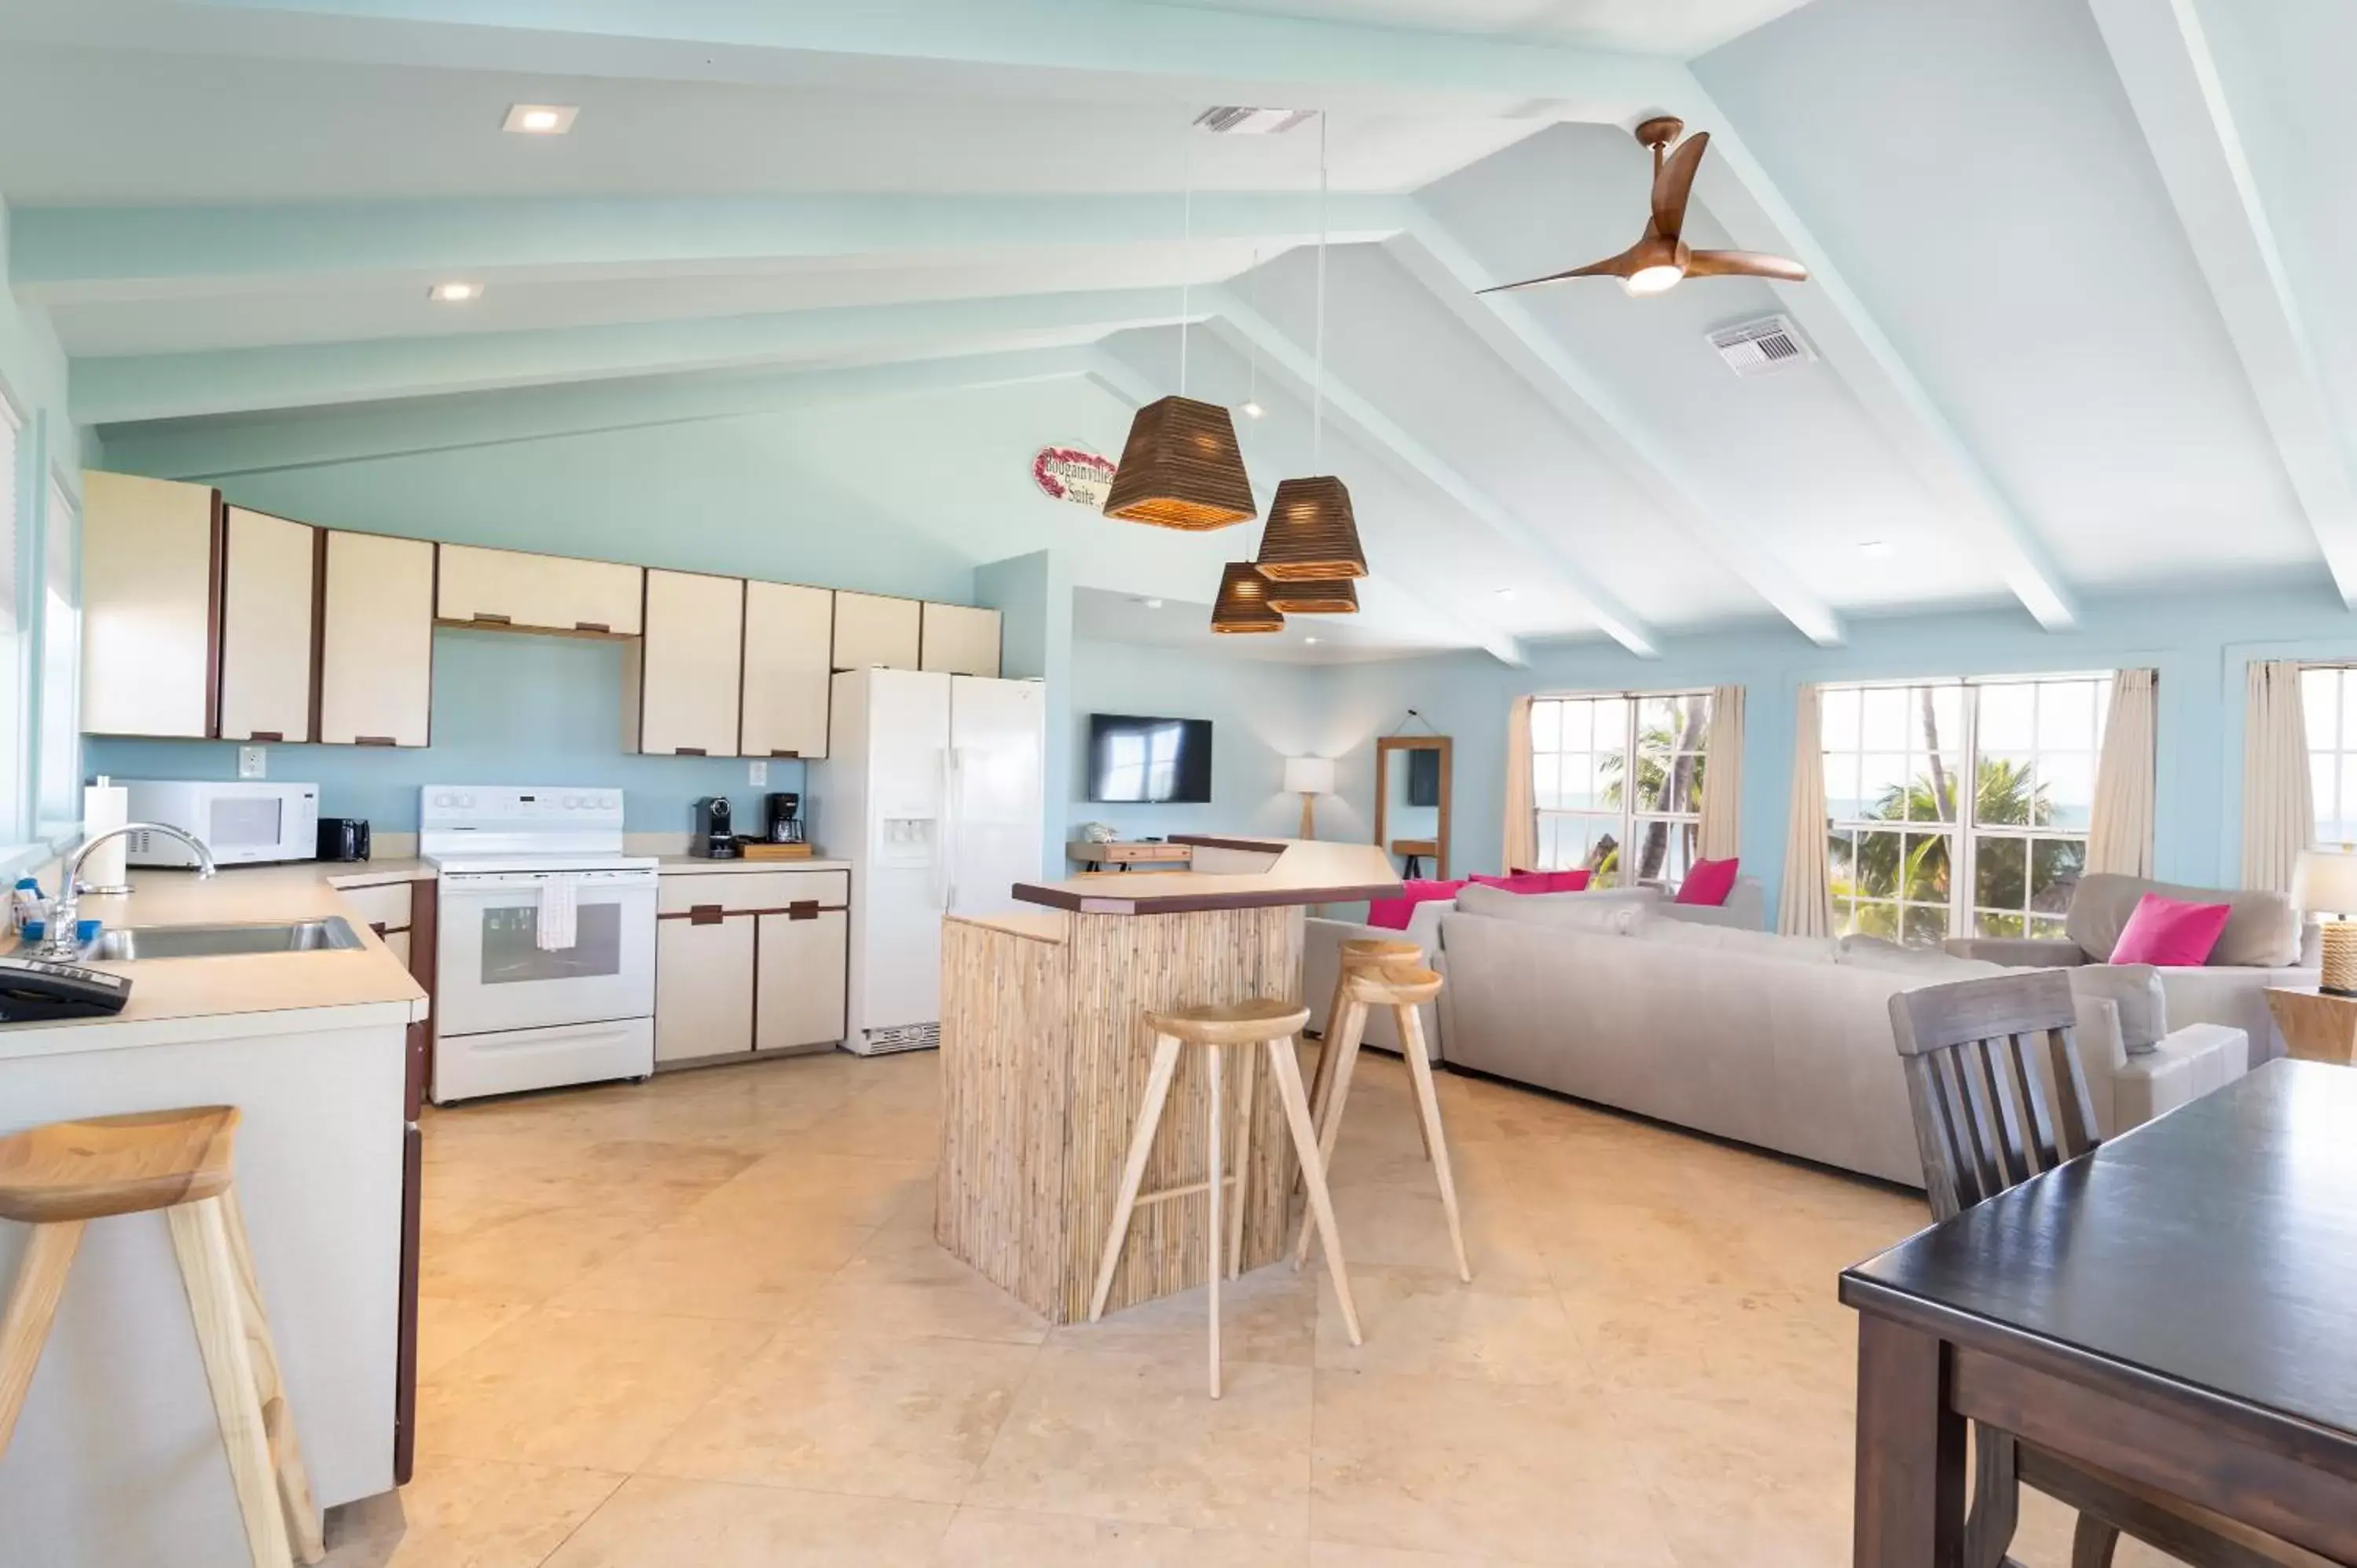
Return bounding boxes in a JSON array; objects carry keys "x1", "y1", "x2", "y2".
[{"x1": 977, "y1": 548, "x2": 1072, "y2": 857}]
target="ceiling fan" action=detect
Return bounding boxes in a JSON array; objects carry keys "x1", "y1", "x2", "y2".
[{"x1": 1481, "y1": 116, "x2": 1809, "y2": 298}]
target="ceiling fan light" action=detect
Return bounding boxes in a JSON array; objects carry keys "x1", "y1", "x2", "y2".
[
  {"x1": 1102, "y1": 395, "x2": 1258, "y2": 530},
  {"x1": 1622, "y1": 264, "x2": 1685, "y2": 297},
  {"x1": 1264, "y1": 577, "x2": 1358, "y2": 614},
  {"x1": 1210, "y1": 562, "x2": 1285, "y2": 634},
  {"x1": 1254, "y1": 475, "x2": 1368, "y2": 581}
]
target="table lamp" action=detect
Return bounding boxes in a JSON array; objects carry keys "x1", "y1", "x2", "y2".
[
  {"x1": 2291, "y1": 847, "x2": 2357, "y2": 994},
  {"x1": 1285, "y1": 755, "x2": 1336, "y2": 840}
]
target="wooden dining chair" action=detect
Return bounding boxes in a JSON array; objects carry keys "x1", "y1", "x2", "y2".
[{"x1": 1890, "y1": 972, "x2": 2341, "y2": 1568}]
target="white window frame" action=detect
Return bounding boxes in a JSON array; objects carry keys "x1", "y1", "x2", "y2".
[
  {"x1": 1528, "y1": 687, "x2": 1714, "y2": 891},
  {"x1": 1821, "y1": 672, "x2": 2111, "y2": 947},
  {"x1": 2301, "y1": 665, "x2": 2357, "y2": 849}
]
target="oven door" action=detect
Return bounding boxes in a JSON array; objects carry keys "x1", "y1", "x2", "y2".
[{"x1": 436, "y1": 870, "x2": 656, "y2": 1037}]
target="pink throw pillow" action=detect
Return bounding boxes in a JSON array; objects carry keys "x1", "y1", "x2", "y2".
[
  {"x1": 1546, "y1": 869, "x2": 1593, "y2": 892},
  {"x1": 1677, "y1": 856, "x2": 1739, "y2": 907},
  {"x1": 2110, "y1": 892, "x2": 2231, "y2": 966},
  {"x1": 1366, "y1": 877, "x2": 1465, "y2": 931},
  {"x1": 1472, "y1": 872, "x2": 1552, "y2": 895}
]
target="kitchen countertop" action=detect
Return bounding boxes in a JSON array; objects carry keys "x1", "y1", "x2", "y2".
[
  {"x1": 1011, "y1": 837, "x2": 1400, "y2": 916},
  {"x1": 655, "y1": 854, "x2": 851, "y2": 874}
]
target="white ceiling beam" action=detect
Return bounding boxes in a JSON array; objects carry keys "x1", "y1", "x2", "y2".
[
  {"x1": 1085, "y1": 346, "x2": 1527, "y2": 668},
  {"x1": 72, "y1": 288, "x2": 1188, "y2": 424},
  {"x1": 1670, "y1": 71, "x2": 2080, "y2": 632},
  {"x1": 96, "y1": 345, "x2": 1105, "y2": 480},
  {"x1": 2088, "y1": 0, "x2": 2357, "y2": 605},
  {"x1": 1202, "y1": 287, "x2": 1657, "y2": 658},
  {"x1": 10, "y1": 193, "x2": 1413, "y2": 305},
  {"x1": 1389, "y1": 211, "x2": 1844, "y2": 647}
]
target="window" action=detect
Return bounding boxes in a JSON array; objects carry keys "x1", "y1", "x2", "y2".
[
  {"x1": 1823, "y1": 674, "x2": 2110, "y2": 946},
  {"x1": 2303, "y1": 666, "x2": 2357, "y2": 847},
  {"x1": 1529, "y1": 689, "x2": 1712, "y2": 889}
]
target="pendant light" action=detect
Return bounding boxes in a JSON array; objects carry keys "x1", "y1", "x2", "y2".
[
  {"x1": 1103, "y1": 121, "x2": 1257, "y2": 530},
  {"x1": 1265, "y1": 575, "x2": 1358, "y2": 614},
  {"x1": 1209, "y1": 562, "x2": 1285, "y2": 633},
  {"x1": 1255, "y1": 110, "x2": 1368, "y2": 587}
]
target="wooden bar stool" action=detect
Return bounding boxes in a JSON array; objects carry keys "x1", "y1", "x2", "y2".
[
  {"x1": 1305, "y1": 937, "x2": 1424, "y2": 1165},
  {"x1": 1294, "y1": 964, "x2": 1470, "y2": 1282},
  {"x1": 0, "y1": 1107, "x2": 324, "y2": 1567},
  {"x1": 1090, "y1": 998, "x2": 1363, "y2": 1397}
]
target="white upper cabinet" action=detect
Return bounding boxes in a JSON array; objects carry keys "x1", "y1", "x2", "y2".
[
  {"x1": 628, "y1": 570, "x2": 744, "y2": 757},
  {"x1": 435, "y1": 543, "x2": 643, "y2": 636},
  {"x1": 82, "y1": 471, "x2": 221, "y2": 738},
  {"x1": 318, "y1": 531, "x2": 436, "y2": 748},
  {"x1": 740, "y1": 580, "x2": 833, "y2": 759},
  {"x1": 217, "y1": 507, "x2": 319, "y2": 744},
  {"x1": 920, "y1": 603, "x2": 1003, "y2": 678},
  {"x1": 830, "y1": 590, "x2": 920, "y2": 671}
]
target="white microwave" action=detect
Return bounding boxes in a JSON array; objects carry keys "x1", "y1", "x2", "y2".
[{"x1": 121, "y1": 781, "x2": 321, "y2": 867}]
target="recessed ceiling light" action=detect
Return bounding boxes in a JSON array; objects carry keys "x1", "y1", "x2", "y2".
[
  {"x1": 1304, "y1": 636, "x2": 1320, "y2": 645},
  {"x1": 427, "y1": 281, "x2": 482, "y2": 303},
  {"x1": 1857, "y1": 539, "x2": 1895, "y2": 559},
  {"x1": 503, "y1": 104, "x2": 578, "y2": 135},
  {"x1": 1137, "y1": 597, "x2": 1164, "y2": 610},
  {"x1": 1240, "y1": 400, "x2": 1265, "y2": 419},
  {"x1": 1495, "y1": 588, "x2": 1517, "y2": 601}
]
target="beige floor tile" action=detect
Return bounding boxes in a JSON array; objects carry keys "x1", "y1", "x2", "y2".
[
  {"x1": 419, "y1": 1306, "x2": 775, "y2": 1472},
  {"x1": 1307, "y1": 1545, "x2": 1516, "y2": 1567},
  {"x1": 543, "y1": 1474, "x2": 953, "y2": 1567},
  {"x1": 321, "y1": 1455, "x2": 625, "y2": 1567},
  {"x1": 418, "y1": 1207, "x2": 662, "y2": 1304},
  {"x1": 966, "y1": 1344, "x2": 1314, "y2": 1537},
  {"x1": 550, "y1": 1215, "x2": 846, "y2": 1321},
  {"x1": 1049, "y1": 1264, "x2": 1319, "y2": 1368},
  {"x1": 1314, "y1": 1264, "x2": 1587, "y2": 1387},
  {"x1": 645, "y1": 1331, "x2": 1036, "y2": 1503},
  {"x1": 796, "y1": 1222, "x2": 1052, "y2": 1345},
  {"x1": 1319, "y1": 1178, "x2": 1549, "y2": 1286},
  {"x1": 940, "y1": 1507, "x2": 1309, "y2": 1566},
  {"x1": 412, "y1": 1296, "x2": 533, "y2": 1379},
  {"x1": 1310, "y1": 1369, "x2": 1677, "y2": 1564},
  {"x1": 683, "y1": 1147, "x2": 934, "y2": 1233}
]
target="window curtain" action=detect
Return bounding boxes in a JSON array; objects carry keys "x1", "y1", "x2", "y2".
[
  {"x1": 1698, "y1": 684, "x2": 1744, "y2": 862},
  {"x1": 2085, "y1": 669, "x2": 2157, "y2": 878},
  {"x1": 1779, "y1": 683, "x2": 1835, "y2": 936},
  {"x1": 2242, "y1": 660, "x2": 2315, "y2": 892},
  {"x1": 1503, "y1": 694, "x2": 1536, "y2": 874}
]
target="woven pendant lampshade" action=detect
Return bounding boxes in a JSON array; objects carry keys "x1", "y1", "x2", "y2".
[
  {"x1": 1265, "y1": 577, "x2": 1358, "y2": 614},
  {"x1": 1255, "y1": 475, "x2": 1367, "y2": 580},
  {"x1": 1102, "y1": 396, "x2": 1257, "y2": 530},
  {"x1": 1209, "y1": 562, "x2": 1285, "y2": 633}
]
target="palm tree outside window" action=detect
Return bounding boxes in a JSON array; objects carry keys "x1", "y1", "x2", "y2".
[
  {"x1": 1822, "y1": 674, "x2": 2110, "y2": 947},
  {"x1": 1529, "y1": 691, "x2": 1712, "y2": 891}
]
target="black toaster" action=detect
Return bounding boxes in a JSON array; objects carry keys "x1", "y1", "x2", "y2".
[{"x1": 317, "y1": 817, "x2": 372, "y2": 862}]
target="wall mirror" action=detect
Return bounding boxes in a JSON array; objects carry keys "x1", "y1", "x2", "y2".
[{"x1": 1374, "y1": 735, "x2": 1452, "y2": 880}]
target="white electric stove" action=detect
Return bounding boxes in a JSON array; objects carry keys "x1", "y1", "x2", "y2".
[{"x1": 421, "y1": 786, "x2": 658, "y2": 1103}]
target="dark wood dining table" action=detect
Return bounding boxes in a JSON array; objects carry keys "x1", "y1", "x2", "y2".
[{"x1": 1842, "y1": 1058, "x2": 2357, "y2": 1566}]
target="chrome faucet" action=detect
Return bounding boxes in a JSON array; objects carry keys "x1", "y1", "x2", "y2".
[{"x1": 40, "y1": 822, "x2": 216, "y2": 958}]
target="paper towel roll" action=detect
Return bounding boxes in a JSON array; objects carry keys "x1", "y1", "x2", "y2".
[{"x1": 81, "y1": 776, "x2": 129, "y2": 891}]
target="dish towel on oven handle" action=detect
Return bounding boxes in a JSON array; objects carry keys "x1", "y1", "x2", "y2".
[{"x1": 536, "y1": 875, "x2": 580, "y2": 951}]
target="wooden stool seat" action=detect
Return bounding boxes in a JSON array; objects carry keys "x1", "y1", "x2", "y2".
[
  {"x1": 1092, "y1": 997, "x2": 1362, "y2": 1397},
  {"x1": 1296, "y1": 962, "x2": 1471, "y2": 1282},
  {"x1": 0, "y1": 1106, "x2": 241, "y2": 1223},
  {"x1": 1339, "y1": 937, "x2": 1421, "y2": 963},
  {"x1": 0, "y1": 1106, "x2": 323, "y2": 1566}
]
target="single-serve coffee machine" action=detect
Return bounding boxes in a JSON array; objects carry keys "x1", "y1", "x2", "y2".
[{"x1": 763, "y1": 792, "x2": 807, "y2": 845}]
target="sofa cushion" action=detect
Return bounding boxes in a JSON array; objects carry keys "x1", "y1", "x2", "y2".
[
  {"x1": 1367, "y1": 877, "x2": 1464, "y2": 931},
  {"x1": 2110, "y1": 892, "x2": 2232, "y2": 967},
  {"x1": 1835, "y1": 935, "x2": 2004, "y2": 980},
  {"x1": 1455, "y1": 881, "x2": 1650, "y2": 933},
  {"x1": 2063, "y1": 963, "x2": 2168, "y2": 1053},
  {"x1": 2067, "y1": 873, "x2": 2300, "y2": 968},
  {"x1": 1637, "y1": 921, "x2": 1839, "y2": 964},
  {"x1": 1677, "y1": 855, "x2": 1740, "y2": 907}
]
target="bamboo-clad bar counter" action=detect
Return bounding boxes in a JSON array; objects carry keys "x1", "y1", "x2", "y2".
[{"x1": 937, "y1": 835, "x2": 1402, "y2": 1321}]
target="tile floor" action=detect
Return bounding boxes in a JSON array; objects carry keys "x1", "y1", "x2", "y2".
[{"x1": 324, "y1": 1046, "x2": 2165, "y2": 1566}]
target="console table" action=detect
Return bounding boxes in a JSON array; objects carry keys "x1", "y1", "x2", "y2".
[{"x1": 1065, "y1": 841, "x2": 1193, "y2": 871}]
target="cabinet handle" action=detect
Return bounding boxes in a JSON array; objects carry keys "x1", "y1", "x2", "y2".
[
  {"x1": 771, "y1": 749, "x2": 800, "y2": 759},
  {"x1": 248, "y1": 731, "x2": 284, "y2": 743},
  {"x1": 356, "y1": 735, "x2": 398, "y2": 747},
  {"x1": 471, "y1": 612, "x2": 511, "y2": 625},
  {"x1": 574, "y1": 621, "x2": 610, "y2": 633},
  {"x1": 788, "y1": 900, "x2": 819, "y2": 921},
  {"x1": 688, "y1": 904, "x2": 725, "y2": 925},
  {"x1": 674, "y1": 746, "x2": 707, "y2": 757}
]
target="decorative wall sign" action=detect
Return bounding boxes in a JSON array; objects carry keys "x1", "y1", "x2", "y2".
[{"x1": 1032, "y1": 446, "x2": 1118, "y2": 508}]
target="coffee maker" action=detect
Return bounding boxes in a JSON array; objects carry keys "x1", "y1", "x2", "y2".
[
  {"x1": 692, "y1": 797, "x2": 740, "y2": 859},
  {"x1": 763, "y1": 792, "x2": 807, "y2": 845}
]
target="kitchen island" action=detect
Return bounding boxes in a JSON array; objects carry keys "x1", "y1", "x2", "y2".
[{"x1": 936, "y1": 837, "x2": 1398, "y2": 1321}]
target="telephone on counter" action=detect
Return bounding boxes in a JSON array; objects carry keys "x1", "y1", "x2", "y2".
[{"x1": 0, "y1": 954, "x2": 132, "y2": 1022}]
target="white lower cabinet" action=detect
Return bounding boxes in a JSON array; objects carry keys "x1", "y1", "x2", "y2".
[
  {"x1": 655, "y1": 915, "x2": 756, "y2": 1064},
  {"x1": 654, "y1": 870, "x2": 848, "y2": 1064},
  {"x1": 755, "y1": 909, "x2": 849, "y2": 1052}
]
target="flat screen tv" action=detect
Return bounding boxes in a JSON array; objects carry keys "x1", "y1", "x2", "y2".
[{"x1": 1087, "y1": 713, "x2": 1214, "y2": 804}]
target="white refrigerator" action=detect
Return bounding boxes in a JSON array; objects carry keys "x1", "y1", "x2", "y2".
[{"x1": 810, "y1": 668, "x2": 1047, "y2": 1054}]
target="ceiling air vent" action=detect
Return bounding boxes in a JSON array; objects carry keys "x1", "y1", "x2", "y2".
[
  {"x1": 1193, "y1": 106, "x2": 1315, "y2": 135},
  {"x1": 1707, "y1": 313, "x2": 1816, "y2": 377}
]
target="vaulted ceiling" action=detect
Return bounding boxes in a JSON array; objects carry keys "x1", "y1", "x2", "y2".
[{"x1": 2, "y1": 0, "x2": 2350, "y2": 665}]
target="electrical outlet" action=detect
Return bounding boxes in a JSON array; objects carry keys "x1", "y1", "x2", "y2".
[
  {"x1": 749, "y1": 760, "x2": 768, "y2": 787},
  {"x1": 237, "y1": 746, "x2": 267, "y2": 779}
]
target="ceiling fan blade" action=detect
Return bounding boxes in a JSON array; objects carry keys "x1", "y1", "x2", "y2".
[
  {"x1": 1476, "y1": 250, "x2": 1640, "y2": 294},
  {"x1": 1650, "y1": 130, "x2": 1710, "y2": 242},
  {"x1": 1684, "y1": 248, "x2": 1809, "y2": 283}
]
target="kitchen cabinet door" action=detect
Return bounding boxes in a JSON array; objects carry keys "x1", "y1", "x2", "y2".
[
  {"x1": 831, "y1": 591, "x2": 920, "y2": 671},
  {"x1": 919, "y1": 603, "x2": 1002, "y2": 677},
  {"x1": 654, "y1": 914, "x2": 754, "y2": 1063},
  {"x1": 755, "y1": 909, "x2": 849, "y2": 1052},
  {"x1": 319, "y1": 531, "x2": 435, "y2": 746},
  {"x1": 217, "y1": 507, "x2": 320, "y2": 743},
  {"x1": 628, "y1": 570, "x2": 743, "y2": 757},
  {"x1": 436, "y1": 544, "x2": 643, "y2": 636},
  {"x1": 81, "y1": 471, "x2": 222, "y2": 738},
  {"x1": 739, "y1": 580, "x2": 832, "y2": 759}
]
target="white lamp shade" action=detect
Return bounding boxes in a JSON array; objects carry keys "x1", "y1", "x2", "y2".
[
  {"x1": 2292, "y1": 848, "x2": 2357, "y2": 914},
  {"x1": 1285, "y1": 755, "x2": 1336, "y2": 797}
]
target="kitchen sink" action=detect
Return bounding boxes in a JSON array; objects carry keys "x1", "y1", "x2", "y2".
[{"x1": 86, "y1": 918, "x2": 365, "y2": 961}]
